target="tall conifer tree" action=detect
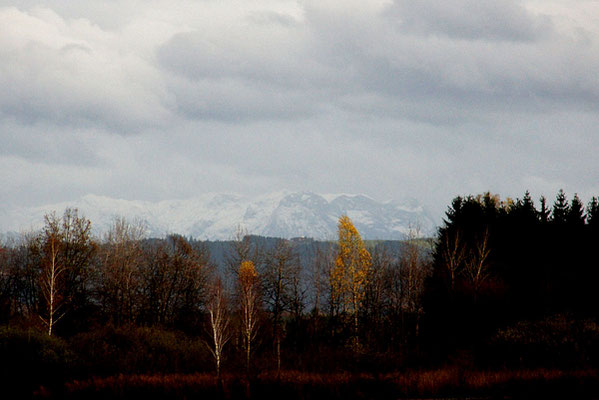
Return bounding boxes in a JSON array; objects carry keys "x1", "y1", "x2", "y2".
[
  {"x1": 567, "y1": 193, "x2": 585, "y2": 225},
  {"x1": 551, "y1": 189, "x2": 569, "y2": 224},
  {"x1": 538, "y1": 196, "x2": 550, "y2": 223},
  {"x1": 587, "y1": 197, "x2": 599, "y2": 227}
]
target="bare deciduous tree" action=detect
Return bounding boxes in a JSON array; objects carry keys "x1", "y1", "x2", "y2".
[
  {"x1": 463, "y1": 229, "x2": 491, "y2": 301},
  {"x1": 441, "y1": 229, "x2": 466, "y2": 292},
  {"x1": 39, "y1": 213, "x2": 65, "y2": 336},
  {"x1": 399, "y1": 226, "x2": 429, "y2": 314},
  {"x1": 262, "y1": 239, "x2": 298, "y2": 373},
  {"x1": 364, "y1": 244, "x2": 391, "y2": 346},
  {"x1": 398, "y1": 226, "x2": 431, "y2": 341},
  {"x1": 206, "y1": 277, "x2": 231, "y2": 378},
  {"x1": 227, "y1": 226, "x2": 261, "y2": 278},
  {"x1": 142, "y1": 235, "x2": 208, "y2": 325},
  {"x1": 98, "y1": 217, "x2": 146, "y2": 325},
  {"x1": 309, "y1": 243, "x2": 333, "y2": 318},
  {"x1": 60, "y1": 208, "x2": 96, "y2": 319}
]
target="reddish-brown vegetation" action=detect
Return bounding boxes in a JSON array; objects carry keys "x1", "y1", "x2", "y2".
[{"x1": 43, "y1": 368, "x2": 599, "y2": 399}]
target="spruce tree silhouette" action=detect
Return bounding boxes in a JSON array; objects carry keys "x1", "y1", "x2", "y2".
[
  {"x1": 551, "y1": 189, "x2": 569, "y2": 224},
  {"x1": 567, "y1": 194, "x2": 586, "y2": 225}
]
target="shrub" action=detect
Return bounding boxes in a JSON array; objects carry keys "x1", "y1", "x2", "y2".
[
  {"x1": 62, "y1": 373, "x2": 223, "y2": 400},
  {"x1": 486, "y1": 314, "x2": 599, "y2": 368},
  {"x1": 69, "y1": 325, "x2": 212, "y2": 376},
  {"x1": 0, "y1": 326, "x2": 75, "y2": 398}
]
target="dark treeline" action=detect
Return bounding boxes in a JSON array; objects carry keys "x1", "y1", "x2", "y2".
[
  {"x1": 1, "y1": 189, "x2": 599, "y2": 398},
  {"x1": 424, "y1": 190, "x2": 599, "y2": 369}
]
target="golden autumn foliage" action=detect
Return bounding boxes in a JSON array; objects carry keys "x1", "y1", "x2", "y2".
[
  {"x1": 239, "y1": 260, "x2": 258, "y2": 285},
  {"x1": 331, "y1": 215, "x2": 372, "y2": 316}
]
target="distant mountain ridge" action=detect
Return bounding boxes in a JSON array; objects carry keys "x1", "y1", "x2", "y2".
[{"x1": 0, "y1": 191, "x2": 437, "y2": 240}]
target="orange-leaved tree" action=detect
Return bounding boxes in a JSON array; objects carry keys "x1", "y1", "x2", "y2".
[{"x1": 330, "y1": 215, "x2": 372, "y2": 347}]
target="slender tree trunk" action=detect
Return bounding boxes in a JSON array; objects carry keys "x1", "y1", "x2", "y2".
[
  {"x1": 48, "y1": 245, "x2": 56, "y2": 336},
  {"x1": 276, "y1": 335, "x2": 281, "y2": 375},
  {"x1": 246, "y1": 332, "x2": 251, "y2": 376},
  {"x1": 41, "y1": 238, "x2": 63, "y2": 336},
  {"x1": 353, "y1": 296, "x2": 359, "y2": 349},
  {"x1": 48, "y1": 274, "x2": 54, "y2": 335},
  {"x1": 207, "y1": 278, "x2": 230, "y2": 380}
]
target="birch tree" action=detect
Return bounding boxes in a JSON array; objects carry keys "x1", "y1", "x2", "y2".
[
  {"x1": 39, "y1": 213, "x2": 65, "y2": 336},
  {"x1": 206, "y1": 277, "x2": 231, "y2": 378},
  {"x1": 464, "y1": 229, "x2": 491, "y2": 302},
  {"x1": 441, "y1": 230, "x2": 466, "y2": 293}
]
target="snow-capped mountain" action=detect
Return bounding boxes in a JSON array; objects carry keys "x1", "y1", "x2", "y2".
[{"x1": 1, "y1": 191, "x2": 437, "y2": 240}]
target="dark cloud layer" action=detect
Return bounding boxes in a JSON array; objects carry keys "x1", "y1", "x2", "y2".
[
  {"x1": 1, "y1": 0, "x2": 598, "y2": 222},
  {"x1": 388, "y1": 0, "x2": 552, "y2": 41}
]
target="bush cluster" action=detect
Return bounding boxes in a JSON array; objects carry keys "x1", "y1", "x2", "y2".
[{"x1": 486, "y1": 315, "x2": 599, "y2": 368}]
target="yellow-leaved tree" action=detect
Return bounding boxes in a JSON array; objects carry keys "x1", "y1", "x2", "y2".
[{"x1": 330, "y1": 215, "x2": 372, "y2": 347}]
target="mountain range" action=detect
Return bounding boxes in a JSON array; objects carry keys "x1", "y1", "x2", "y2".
[{"x1": 0, "y1": 191, "x2": 437, "y2": 240}]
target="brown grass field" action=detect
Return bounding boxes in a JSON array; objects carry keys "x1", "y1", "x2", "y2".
[{"x1": 38, "y1": 367, "x2": 599, "y2": 399}]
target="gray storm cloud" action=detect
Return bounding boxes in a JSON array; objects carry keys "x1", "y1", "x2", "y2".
[
  {"x1": 388, "y1": 0, "x2": 552, "y2": 41},
  {"x1": 1, "y1": 0, "x2": 598, "y2": 221}
]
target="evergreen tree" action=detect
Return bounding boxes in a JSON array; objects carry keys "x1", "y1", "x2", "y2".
[
  {"x1": 511, "y1": 191, "x2": 537, "y2": 224},
  {"x1": 587, "y1": 197, "x2": 599, "y2": 227},
  {"x1": 444, "y1": 196, "x2": 464, "y2": 225},
  {"x1": 522, "y1": 191, "x2": 533, "y2": 207},
  {"x1": 481, "y1": 192, "x2": 501, "y2": 218},
  {"x1": 566, "y1": 193, "x2": 585, "y2": 225},
  {"x1": 538, "y1": 196, "x2": 550, "y2": 223},
  {"x1": 551, "y1": 189, "x2": 569, "y2": 224}
]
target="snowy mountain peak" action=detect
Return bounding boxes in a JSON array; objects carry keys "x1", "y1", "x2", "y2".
[{"x1": 1, "y1": 192, "x2": 437, "y2": 240}]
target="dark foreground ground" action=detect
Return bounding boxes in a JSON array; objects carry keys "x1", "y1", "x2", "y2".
[{"x1": 33, "y1": 368, "x2": 599, "y2": 400}]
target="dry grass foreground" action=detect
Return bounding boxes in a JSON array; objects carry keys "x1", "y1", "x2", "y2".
[{"x1": 37, "y1": 368, "x2": 599, "y2": 399}]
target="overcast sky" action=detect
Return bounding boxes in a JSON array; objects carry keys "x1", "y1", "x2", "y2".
[{"x1": 1, "y1": 0, "x2": 598, "y2": 221}]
